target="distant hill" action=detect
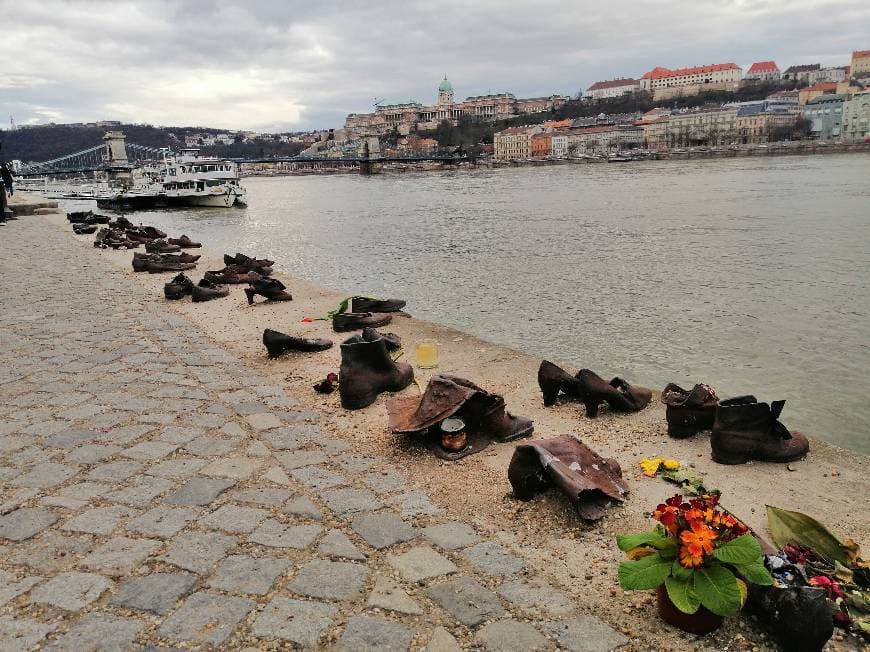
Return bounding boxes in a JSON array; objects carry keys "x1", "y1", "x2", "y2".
[{"x1": 0, "y1": 123, "x2": 304, "y2": 163}]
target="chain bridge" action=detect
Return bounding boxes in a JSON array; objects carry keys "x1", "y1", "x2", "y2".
[{"x1": 18, "y1": 132, "x2": 470, "y2": 177}]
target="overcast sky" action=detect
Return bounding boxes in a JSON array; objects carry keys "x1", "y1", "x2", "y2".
[{"x1": 1, "y1": 0, "x2": 868, "y2": 132}]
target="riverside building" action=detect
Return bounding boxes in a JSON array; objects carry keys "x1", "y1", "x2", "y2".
[
  {"x1": 344, "y1": 77, "x2": 569, "y2": 136},
  {"x1": 582, "y1": 78, "x2": 640, "y2": 101},
  {"x1": 842, "y1": 91, "x2": 870, "y2": 141},
  {"x1": 803, "y1": 95, "x2": 846, "y2": 140},
  {"x1": 745, "y1": 61, "x2": 781, "y2": 82},
  {"x1": 639, "y1": 63, "x2": 742, "y2": 101}
]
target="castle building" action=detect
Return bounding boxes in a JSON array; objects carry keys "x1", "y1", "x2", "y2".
[
  {"x1": 344, "y1": 77, "x2": 570, "y2": 136},
  {"x1": 639, "y1": 63, "x2": 742, "y2": 101}
]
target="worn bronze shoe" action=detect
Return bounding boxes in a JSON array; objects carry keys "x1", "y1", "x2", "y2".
[
  {"x1": 662, "y1": 383, "x2": 757, "y2": 438},
  {"x1": 145, "y1": 239, "x2": 181, "y2": 254},
  {"x1": 537, "y1": 360, "x2": 584, "y2": 407},
  {"x1": 576, "y1": 369, "x2": 651, "y2": 418},
  {"x1": 711, "y1": 399, "x2": 809, "y2": 464},
  {"x1": 167, "y1": 234, "x2": 201, "y2": 248},
  {"x1": 204, "y1": 270, "x2": 261, "y2": 285},
  {"x1": 262, "y1": 329, "x2": 332, "y2": 358},
  {"x1": 245, "y1": 278, "x2": 292, "y2": 304},
  {"x1": 72, "y1": 223, "x2": 98, "y2": 235},
  {"x1": 333, "y1": 312, "x2": 392, "y2": 332},
  {"x1": 224, "y1": 253, "x2": 274, "y2": 269},
  {"x1": 351, "y1": 296, "x2": 407, "y2": 313},
  {"x1": 191, "y1": 278, "x2": 230, "y2": 302},
  {"x1": 361, "y1": 327, "x2": 401, "y2": 351},
  {"x1": 466, "y1": 392, "x2": 534, "y2": 442},
  {"x1": 164, "y1": 273, "x2": 194, "y2": 300},
  {"x1": 339, "y1": 330, "x2": 413, "y2": 409}
]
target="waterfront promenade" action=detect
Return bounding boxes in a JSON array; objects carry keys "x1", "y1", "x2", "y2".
[
  {"x1": 0, "y1": 204, "x2": 633, "y2": 650},
  {"x1": 1, "y1": 199, "x2": 867, "y2": 650}
]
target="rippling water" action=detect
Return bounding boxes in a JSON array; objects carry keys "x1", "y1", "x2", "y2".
[{"x1": 67, "y1": 153, "x2": 870, "y2": 453}]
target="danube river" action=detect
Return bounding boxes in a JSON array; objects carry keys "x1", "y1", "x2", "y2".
[{"x1": 79, "y1": 153, "x2": 870, "y2": 453}]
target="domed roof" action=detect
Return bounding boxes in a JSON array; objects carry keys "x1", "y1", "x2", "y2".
[{"x1": 438, "y1": 76, "x2": 453, "y2": 92}]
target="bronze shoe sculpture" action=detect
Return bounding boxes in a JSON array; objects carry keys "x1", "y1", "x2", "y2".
[
  {"x1": 164, "y1": 273, "x2": 194, "y2": 300},
  {"x1": 339, "y1": 329, "x2": 413, "y2": 409},
  {"x1": 191, "y1": 278, "x2": 230, "y2": 302},
  {"x1": 145, "y1": 238, "x2": 181, "y2": 254},
  {"x1": 333, "y1": 312, "x2": 392, "y2": 332},
  {"x1": 711, "y1": 399, "x2": 809, "y2": 464},
  {"x1": 262, "y1": 329, "x2": 332, "y2": 358},
  {"x1": 245, "y1": 278, "x2": 292, "y2": 304},
  {"x1": 204, "y1": 269, "x2": 261, "y2": 285},
  {"x1": 387, "y1": 374, "x2": 533, "y2": 460},
  {"x1": 508, "y1": 435, "x2": 628, "y2": 521},
  {"x1": 576, "y1": 369, "x2": 651, "y2": 417},
  {"x1": 351, "y1": 296, "x2": 407, "y2": 313},
  {"x1": 167, "y1": 234, "x2": 201, "y2": 248},
  {"x1": 537, "y1": 360, "x2": 584, "y2": 406},
  {"x1": 662, "y1": 383, "x2": 756, "y2": 438}
]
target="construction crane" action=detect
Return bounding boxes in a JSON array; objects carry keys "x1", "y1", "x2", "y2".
[{"x1": 373, "y1": 97, "x2": 387, "y2": 108}]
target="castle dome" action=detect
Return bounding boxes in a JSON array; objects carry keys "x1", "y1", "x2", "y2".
[{"x1": 438, "y1": 76, "x2": 453, "y2": 92}]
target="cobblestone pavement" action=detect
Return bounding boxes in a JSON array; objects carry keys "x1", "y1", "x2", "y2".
[{"x1": 0, "y1": 215, "x2": 629, "y2": 650}]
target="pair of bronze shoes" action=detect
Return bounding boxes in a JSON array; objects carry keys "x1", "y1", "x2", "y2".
[
  {"x1": 661, "y1": 383, "x2": 809, "y2": 464},
  {"x1": 387, "y1": 374, "x2": 533, "y2": 460},
  {"x1": 538, "y1": 360, "x2": 651, "y2": 417},
  {"x1": 332, "y1": 297, "x2": 407, "y2": 332}
]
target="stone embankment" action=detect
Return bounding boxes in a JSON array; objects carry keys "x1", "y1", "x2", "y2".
[
  {"x1": 0, "y1": 194, "x2": 867, "y2": 650},
  {"x1": 241, "y1": 141, "x2": 870, "y2": 176}
]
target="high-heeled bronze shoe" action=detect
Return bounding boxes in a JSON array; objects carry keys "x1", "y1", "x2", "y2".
[
  {"x1": 576, "y1": 369, "x2": 651, "y2": 417},
  {"x1": 537, "y1": 360, "x2": 584, "y2": 407}
]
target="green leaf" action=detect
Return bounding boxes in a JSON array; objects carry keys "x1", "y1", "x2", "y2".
[
  {"x1": 618, "y1": 553, "x2": 671, "y2": 590},
  {"x1": 665, "y1": 575, "x2": 701, "y2": 614},
  {"x1": 766, "y1": 505, "x2": 849, "y2": 565},
  {"x1": 693, "y1": 564, "x2": 742, "y2": 616},
  {"x1": 617, "y1": 531, "x2": 668, "y2": 552},
  {"x1": 731, "y1": 560, "x2": 774, "y2": 586},
  {"x1": 713, "y1": 534, "x2": 763, "y2": 565}
]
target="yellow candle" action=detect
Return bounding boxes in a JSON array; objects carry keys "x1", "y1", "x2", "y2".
[{"x1": 415, "y1": 340, "x2": 439, "y2": 368}]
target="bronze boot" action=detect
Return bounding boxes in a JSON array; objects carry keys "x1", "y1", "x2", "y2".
[
  {"x1": 711, "y1": 400, "x2": 809, "y2": 464},
  {"x1": 339, "y1": 330, "x2": 413, "y2": 409},
  {"x1": 663, "y1": 383, "x2": 756, "y2": 438}
]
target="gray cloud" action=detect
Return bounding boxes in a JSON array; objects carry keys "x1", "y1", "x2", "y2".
[{"x1": 1, "y1": 0, "x2": 868, "y2": 131}]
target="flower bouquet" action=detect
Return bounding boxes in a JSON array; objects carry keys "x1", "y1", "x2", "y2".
[{"x1": 617, "y1": 494, "x2": 773, "y2": 634}]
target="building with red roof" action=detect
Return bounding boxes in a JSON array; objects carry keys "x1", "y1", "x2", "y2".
[
  {"x1": 745, "y1": 61, "x2": 781, "y2": 82},
  {"x1": 639, "y1": 63, "x2": 742, "y2": 100},
  {"x1": 582, "y1": 78, "x2": 640, "y2": 101}
]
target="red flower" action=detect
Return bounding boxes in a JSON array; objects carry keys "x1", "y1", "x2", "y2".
[
  {"x1": 301, "y1": 316, "x2": 314, "y2": 323},
  {"x1": 809, "y1": 575, "x2": 845, "y2": 600}
]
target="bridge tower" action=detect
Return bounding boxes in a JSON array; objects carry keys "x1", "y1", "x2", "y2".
[
  {"x1": 103, "y1": 131, "x2": 133, "y2": 188},
  {"x1": 359, "y1": 138, "x2": 382, "y2": 176}
]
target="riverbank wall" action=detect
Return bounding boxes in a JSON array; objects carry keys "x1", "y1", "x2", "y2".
[{"x1": 241, "y1": 141, "x2": 870, "y2": 177}]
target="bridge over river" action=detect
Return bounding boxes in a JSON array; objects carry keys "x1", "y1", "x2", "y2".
[{"x1": 18, "y1": 131, "x2": 467, "y2": 178}]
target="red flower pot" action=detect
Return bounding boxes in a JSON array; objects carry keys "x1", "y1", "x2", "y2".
[{"x1": 656, "y1": 585, "x2": 723, "y2": 635}]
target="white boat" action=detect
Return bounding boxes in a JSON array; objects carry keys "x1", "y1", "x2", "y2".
[{"x1": 97, "y1": 148, "x2": 246, "y2": 210}]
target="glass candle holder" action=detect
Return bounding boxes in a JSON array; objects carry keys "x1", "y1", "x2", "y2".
[{"x1": 415, "y1": 339, "x2": 439, "y2": 369}]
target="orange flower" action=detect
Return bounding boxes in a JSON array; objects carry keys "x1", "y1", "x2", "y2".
[
  {"x1": 301, "y1": 316, "x2": 314, "y2": 323},
  {"x1": 678, "y1": 520, "x2": 717, "y2": 568}
]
